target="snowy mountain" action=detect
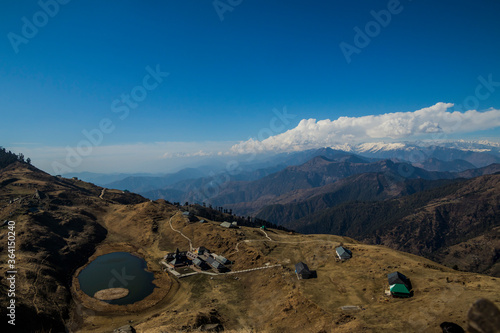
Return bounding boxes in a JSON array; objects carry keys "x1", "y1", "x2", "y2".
[{"x1": 329, "y1": 140, "x2": 500, "y2": 167}]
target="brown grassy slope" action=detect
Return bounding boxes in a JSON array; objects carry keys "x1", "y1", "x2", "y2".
[
  {"x1": 0, "y1": 163, "x2": 105, "y2": 332},
  {"x1": 78, "y1": 209, "x2": 500, "y2": 333},
  {"x1": 108, "y1": 217, "x2": 500, "y2": 333},
  {"x1": 0, "y1": 162, "x2": 155, "y2": 332},
  {"x1": 372, "y1": 173, "x2": 500, "y2": 276},
  {"x1": 1, "y1": 163, "x2": 500, "y2": 333}
]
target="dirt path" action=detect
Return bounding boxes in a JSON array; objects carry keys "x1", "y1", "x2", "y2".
[
  {"x1": 168, "y1": 212, "x2": 193, "y2": 251},
  {"x1": 230, "y1": 230, "x2": 342, "y2": 256},
  {"x1": 260, "y1": 228, "x2": 272, "y2": 241},
  {"x1": 99, "y1": 188, "x2": 106, "y2": 199}
]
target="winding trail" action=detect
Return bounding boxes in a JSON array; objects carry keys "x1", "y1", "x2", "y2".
[
  {"x1": 229, "y1": 230, "x2": 343, "y2": 256},
  {"x1": 99, "y1": 188, "x2": 106, "y2": 199},
  {"x1": 260, "y1": 228, "x2": 272, "y2": 241},
  {"x1": 168, "y1": 212, "x2": 193, "y2": 251}
]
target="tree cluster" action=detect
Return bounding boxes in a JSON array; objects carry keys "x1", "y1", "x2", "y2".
[
  {"x1": 0, "y1": 147, "x2": 31, "y2": 169},
  {"x1": 179, "y1": 202, "x2": 292, "y2": 232}
]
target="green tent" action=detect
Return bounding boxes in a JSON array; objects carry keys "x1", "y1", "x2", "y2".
[{"x1": 390, "y1": 283, "x2": 411, "y2": 298}]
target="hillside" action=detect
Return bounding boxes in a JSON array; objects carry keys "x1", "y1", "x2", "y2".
[
  {"x1": 1, "y1": 162, "x2": 500, "y2": 332},
  {"x1": 286, "y1": 174, "x2": 500, "y2": 277},
  {"x1": 140, "y1": 163, "x2": 292, "y2": 202},
  {"x1": 0, "y1": 162, "x2": 154, "y2": 332},
  {"x1": 199, "y1": 158, "x2": 456, "y2": 214},
  {"x1": 0, "y1": 163, "x2": 500, "y2": 333},
  {"x1": 254, "y1": 162, "x2": 500, "y2": 227},
  {"x1": 256, "y1": 172, "x2": 460, "y2": 226},
  {"x1": 413, "y1": 157, "x2": 476, "y2": 172}
]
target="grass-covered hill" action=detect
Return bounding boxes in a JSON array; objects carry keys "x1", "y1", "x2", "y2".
[{"x1": 1, "y1": 161, "x2": 499, "y2": 332}]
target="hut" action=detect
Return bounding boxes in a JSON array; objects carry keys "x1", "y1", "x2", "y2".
[
  {"x1": 220, "y1": 222, "x2": 235, "y2": 228},
  {"x1": 335, "y1": 246, "x2": 352, "y2": 260},
  {"x1": 295, "y1": 262, "x2": 313, "y2": 279},
  {"x1": 387, "y1": 271, "x2": 412, "y2": 298}
]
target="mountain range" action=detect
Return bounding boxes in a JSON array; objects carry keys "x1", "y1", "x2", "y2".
[{"x1": 96, "y1": 141, "x2": 500, "y2": 202}]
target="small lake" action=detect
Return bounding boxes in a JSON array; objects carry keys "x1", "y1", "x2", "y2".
[{"x1": 78, "y1": 252, "x2": 156, "y2": 305}]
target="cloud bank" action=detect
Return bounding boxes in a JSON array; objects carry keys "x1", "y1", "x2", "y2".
[
  {"x1": 11, "y1": 141, "x2": 235, "y2": 174},
  {"x1": 230, "y1": 103, "x2": 500, "y2": 154}
]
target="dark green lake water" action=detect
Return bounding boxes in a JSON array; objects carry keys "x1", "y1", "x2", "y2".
[{"x1": 78, "y1": 252, "x2": 155, "y2": 305}]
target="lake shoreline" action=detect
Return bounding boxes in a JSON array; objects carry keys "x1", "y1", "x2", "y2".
[{"x1": 71, "y1": 242, "x2": 171, "y2": 314}]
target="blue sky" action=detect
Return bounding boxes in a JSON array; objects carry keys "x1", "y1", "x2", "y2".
[{"x1": 1, "y1": 0, "x2": 500, "y2": 173}]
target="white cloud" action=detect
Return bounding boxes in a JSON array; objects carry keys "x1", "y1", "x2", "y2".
[{"x1": 230, "y1": 103, "x2": 500, "y2": 154}]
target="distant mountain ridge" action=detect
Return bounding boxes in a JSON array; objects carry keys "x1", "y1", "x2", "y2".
[
  {"x1": 254, "y1": 173, "x2": 460, "y2": 227},
  {"x1": 122, "y1": 142, "x2": 498, "y2": 202},
  {"x1": 254, "y1": 161, "x2": 500, "y2": 228},
  {"x1": 106, "y1": 167, "x2": 209, "y2": 192},
  {"x1": 413, "y1": 157, "x2": 476, "y2": 172},
  {"x1": 140, "y1": 149, "x2": 500, "y2": 213},
  {"x1": 201, "y1": 157, "x2": 458, "y2": 212}
]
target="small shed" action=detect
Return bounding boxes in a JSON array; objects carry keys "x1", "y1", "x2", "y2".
[
  {"x1": 336, "y1": 246, "x2": 352, "y2": 260},
  {"x1": 295, "y1": 262, "x2": 313, "y2": 279}
]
